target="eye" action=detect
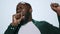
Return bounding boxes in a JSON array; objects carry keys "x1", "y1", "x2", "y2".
[
  {"x1": 17, "y1": 7, "x2": 22, "y2": 10},
  {"x1": 19, "y1": 7, "x2": 22, "y2": 9}
]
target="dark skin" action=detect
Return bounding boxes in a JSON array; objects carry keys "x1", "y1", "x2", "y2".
[
  {"x1": 11, "y1": 3, "x2": 32, "y2": 26},
  {"x1": 50, "y1": 3, "x2": 60, "y2": 16},
  {"x1": 11, "y1": 2, "x2": 60, "y2": 26}
]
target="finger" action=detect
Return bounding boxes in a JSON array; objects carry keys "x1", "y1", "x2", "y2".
[
  {"x1": 12, "y1": 14, "x2": 16, "y2": 22},
  {"x1": 18, "y1": 12, "x2": 24, "y2": 22},
  {"x1": 17, "y1": 13, "x2": 23, "y2": 24},
  {"x1": 18, "y1": 12, "x2": 23, "y2": 21},
  {"x1": 51, "y1": 3, "x2": 59, "y2": 8},
  {"x1": 15, "y1": 13, "x2": 21, "y2": 19},
  {"x1": 13, "y1": 14, "x2": 17, "y2": 22}
]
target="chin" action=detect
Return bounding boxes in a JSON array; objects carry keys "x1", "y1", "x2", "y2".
[{"x1": 20, "y1": 16, "x2": 29, "y2": 25}]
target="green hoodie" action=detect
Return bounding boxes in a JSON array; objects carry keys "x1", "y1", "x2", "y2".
[{"x1": 4, "y1": 16, "x2": 60, "y2": 34}]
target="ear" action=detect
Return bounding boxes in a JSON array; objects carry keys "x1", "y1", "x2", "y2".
[{"x1": 29, "y1": 8, "x2": 32, "y2": 13}]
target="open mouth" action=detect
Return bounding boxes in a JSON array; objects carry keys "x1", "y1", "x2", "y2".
[
  {"x1": 22, "y1": 15, "x2": 24, "y2": 16},
  {"x1": 22, "y1": 14, "x2": 25, "y2": 18}
]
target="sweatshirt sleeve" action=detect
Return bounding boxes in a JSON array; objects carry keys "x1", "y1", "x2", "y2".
[
  {"x1": 58, "y1": 16, "x2": 60, "y2": 28},
  {"x1": 4, "y1": 24, "x2": 18, "y2": 34}
]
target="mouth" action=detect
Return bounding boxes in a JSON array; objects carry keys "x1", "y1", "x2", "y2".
[
  {"x1": 22, "y1": 15, "x2": 25, "y2": 19},
  {"x1": 22, "y1": 14, "x2": 25, "y2": 17}
]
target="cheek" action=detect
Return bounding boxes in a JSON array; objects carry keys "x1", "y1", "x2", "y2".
[{"x1": 22, "y1": 12, "x2": 26, "y2": 16}]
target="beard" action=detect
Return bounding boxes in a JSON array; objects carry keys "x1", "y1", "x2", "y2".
[{"x1": 20, "y1": 12, "x2": 31, "y2": 25}]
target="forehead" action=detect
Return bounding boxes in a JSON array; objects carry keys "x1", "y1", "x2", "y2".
[{"x1": 17, "y1": 2, "x2": 31, "y2": 8}]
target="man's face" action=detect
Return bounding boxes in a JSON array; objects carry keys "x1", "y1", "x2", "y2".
[
  {"x1": 16, "y1": 4, "x2": 28, "y2": 15},
  {"x1": 16, "y1": 4, "x2": 31, "y2": 20}
]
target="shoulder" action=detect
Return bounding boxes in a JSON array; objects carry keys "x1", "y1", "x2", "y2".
[
  {"x1": 32, "y1": 19, "x2": 58, "y2": 29},
  {"x1": 32, "y1": 19, "x2": 59, "y2": 34},
  {"x1": 32, "y1": 19, "x2": 50, "y2": 28},
  {"x1": 32, "y1": 19, "x2": 49, "y2": 26}
]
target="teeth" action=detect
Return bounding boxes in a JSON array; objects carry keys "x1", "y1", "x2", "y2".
[{"x1": 22, "y1": 16, "x2": 25, "y2": 18}]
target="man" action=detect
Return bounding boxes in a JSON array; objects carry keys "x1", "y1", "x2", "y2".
[{"x1": 4, "y1": 2, "x2": 60, "y2": 34}]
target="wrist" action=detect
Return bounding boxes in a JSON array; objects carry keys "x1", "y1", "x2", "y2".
[
  {"x1": 57, "y1": 12, "x2": 60, "y2": 16},
  {"x1": 11, "y1": 22, "x2": 18, "y2": 27}
]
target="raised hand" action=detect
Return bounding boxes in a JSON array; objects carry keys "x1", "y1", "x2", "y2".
[
  {"x1": 50, "y1": 3, "x2": 60, "y2": 16},
  {"x1": 11, "y1": 13, "x2": 24, "y2": 26}
]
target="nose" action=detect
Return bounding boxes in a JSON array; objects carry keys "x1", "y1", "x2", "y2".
[{"x1": 21, "y1": 11, "x2": 25, "y2": 16}]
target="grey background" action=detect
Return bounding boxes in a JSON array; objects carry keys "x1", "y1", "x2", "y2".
[{"x1": 0, "y1": 0, "x2": 60, "y2": 34}]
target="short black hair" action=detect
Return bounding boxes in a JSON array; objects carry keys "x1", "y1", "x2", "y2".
[{"x1": 16, "y1": 2, "x2": 32, "y2": 11}]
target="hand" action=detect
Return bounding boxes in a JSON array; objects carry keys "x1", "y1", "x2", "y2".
[
  {"x1": 50, "y1": 3, "x2": 60, "y2": 16},
  {"x1": 11, "y1": 13, "x2": 24, "y2": 26}
]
